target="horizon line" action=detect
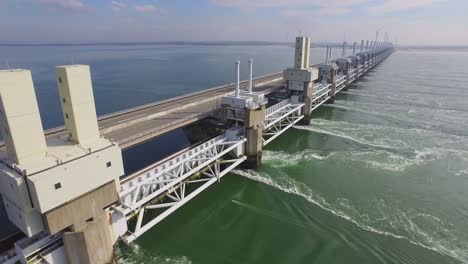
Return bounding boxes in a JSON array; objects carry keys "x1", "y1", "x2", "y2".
[{"x1": 0, "y1": 40, "x2": 465, "y2": 48}]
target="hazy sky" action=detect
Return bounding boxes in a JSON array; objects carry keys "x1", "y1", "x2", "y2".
[{"x1": 0, "y1": 0, "x2": 467, "y2": 45}]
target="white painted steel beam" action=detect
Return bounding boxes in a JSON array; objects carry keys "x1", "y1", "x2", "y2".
[
  {"x1": 263, "y1": 99, "x2": 304, "y2": 146},
  {"x1": 117, "y1": 132, "x2": 246, "y2": 243}
]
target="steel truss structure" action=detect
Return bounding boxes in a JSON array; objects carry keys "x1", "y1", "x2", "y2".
[
  {"x1": 116, "y1": 132, "x2": 246, "y2": 244},
  {"x1": 357, "y1": 64, "x2": 365, "y2": 77},
  {"x1": 311, "y1": 83, "x2": 331, "y2": 111},
  {"x1": 336, "y1": 75, "x2": 347, "y2": 93},
  {"x1": 262, "y1": 99, "x2": 304, "y2": 146},
  {"x1": 349, "y1": 68, "x2": 357, "y2": 82}
]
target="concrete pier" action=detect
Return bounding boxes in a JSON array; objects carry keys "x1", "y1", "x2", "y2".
[
  {"x1": 336, "y1": 58, "x2": 351, "y2": 91},
  {"x1": 244, "y1": 105, "x2": 266, "y2": 169},
  {"x1": 63, "y1": 213, "x2": 115, "y2": 264},
  {"x1": 319, "y1": 63, "x2": 338, "y2": 104},
  {"x1": 302, "y1": 83, "x2": 315, "y2": 125},
  {"x1": 221, "y1": 61, "x2": 267, "y2": 170},
  {"x1": 283, "y1": 36, "x2": 319, "y2": 125}
]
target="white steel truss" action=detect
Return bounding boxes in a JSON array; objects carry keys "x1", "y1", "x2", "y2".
[
  {"x1": 336, "y1": 75, "x2": 347, "y2": 93},
  {"x1": 349, "y1": 68, "x2": 357, "y2": 82},
  {"x1": 311, "y1": 83, "x2": 331, "y2": 111},
  {"x1": 116, "y1": 132, "x2": 246, "y2": 244},
  {"x1": 357, "y1": 64, "x2": 365, "y2": 77},
  {"x1": 262, "y1": 99, "x2": 304, "y2": 146}
]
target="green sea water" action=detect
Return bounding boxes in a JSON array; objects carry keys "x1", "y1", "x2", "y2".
[
  {"x1": 117, "y1": 50, "x2": 468, "y2": 264},
  {"x1": 1, "y1": 44, "x2": 467, "y2": 264}
]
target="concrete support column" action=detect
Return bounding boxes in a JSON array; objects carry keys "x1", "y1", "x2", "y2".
[
  {"x1": 244, "y1": 105, "x2": 265, "y2": 170},
  {"x1": 327, "y1": 70, "x2": 337, "y2": 104},
  {"x1": 301, "y1": 81, "x2": 314, "y2": 125},
  {"x1": 63, "y1": 212, "x2": 115, "y2": 264},
  {"x1": 43, "y1": 181, "x2": 120, "y2": 264},
  {"x1": 343, "y1": 62, "x2": 351, "y2": 91}
]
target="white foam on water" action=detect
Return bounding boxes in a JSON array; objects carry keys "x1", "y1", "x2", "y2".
[
  {"x1": 115, "y1": 243, "x2": 192, "y2": 264},
  {"x1": 264, "y1": 148, "x2": 428, "y2": 173},
  {"x1": 294, "y1": 124, "x2": 405, "y2": 151},
  {"x1": 262, "y1": 150, "x2": 333, "y2": 168},
  {"x1": 293, "y1": 118, "x2": 468, "y2": 172},
  {"x1": 333, "y1": 99, "x2": 468, "y2": 134},
  {"x1": 233, "y1": 169, "x2": 468, "y2": 263}
]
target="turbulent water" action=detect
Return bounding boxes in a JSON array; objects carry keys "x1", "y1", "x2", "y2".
[
  {"x1": 1, "y1": 44, "x2": 468, "y2": 263},
  {"x1": 117, "y1": 50, "x2": 468, "y2": 264}
]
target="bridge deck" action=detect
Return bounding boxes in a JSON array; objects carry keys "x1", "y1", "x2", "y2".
[
  {"x1": 102, "y1": 77, "x2": 284, "y2": 149},
  {"x1": 0, "y1": 73, "x2": 284, "y2": 151}
]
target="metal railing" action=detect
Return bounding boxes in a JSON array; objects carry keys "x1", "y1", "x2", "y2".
[
  {"x1": 262, "y1": 99, "x2": 304, "y2": 146},
  {"x1": 116, "y1": 130, "x2": 246, "y2": 244}
]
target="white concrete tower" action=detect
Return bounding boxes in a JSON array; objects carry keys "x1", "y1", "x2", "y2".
[
  {"x1": 284, "y1": 36, "x2": 319, "y2": 126},
  {"x1": 0, "y1": 66, "x2": 125, "y2": 263},
  {"x1": 56, "y1": 65, "x2": 100, "y2": 147},
  {"x1": 284, "y1": 36, "x2": 318, "y2": 92},
  {"x1": 0, "y1": 70, "x2": 47, "y2": 165},
  {"x1": 293, "y1": 36, "x2": 311, "y2": 70},
  {"x1": 0, "y1": 69, "x2": 47, "y2": 238}
]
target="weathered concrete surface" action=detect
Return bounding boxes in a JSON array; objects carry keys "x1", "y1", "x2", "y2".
[
  {"x1": 244, "y1": 105, "x2": 265, "y2": 170},
  {"x1": 302, "y1": 97, "x2": 314, "y2": 125},
  {"x1": 301, "y1": 82, "x2": 314, "y2": 125},
  {"x1": 43, "y1": 181, "x2": 118, "y2": 235},
  {"x1": 245, "y1": 127, "x2": 263, "y2": 170},
  {"x1": 63, "y1": 212, "x2": 115, "y2": 264},
  {"x1": 327, "y1": 68, "x2": 338, "y2": 104}
]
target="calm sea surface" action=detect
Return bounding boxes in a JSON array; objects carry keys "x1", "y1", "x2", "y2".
[{"x1": 1, "y1": 44, "x2": 468, "y2": 264}]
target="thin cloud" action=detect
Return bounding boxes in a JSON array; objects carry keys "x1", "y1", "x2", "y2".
[
  {"x1": 368, "y1": 0, "x2": 447, "y2": 13},
  {"x1": 35, "y1": 0, "x2": 87, "y2": 10},
  {"x1": 135, "y1": 4, "x2": 159, "y2": 13},
  {"x1": 212, "y1": 0, "x2": 369, "y2": 9},
  {"x1": 112, "y1": 1, "x2": 127, "y2": 12},
  {"x1": 281, "y1": 7, "x2": 350, "y2": 16}
]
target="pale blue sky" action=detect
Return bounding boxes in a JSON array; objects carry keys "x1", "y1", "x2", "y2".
[{"x1": 0, "y1": 0, "x2": 467, "y2": 45}]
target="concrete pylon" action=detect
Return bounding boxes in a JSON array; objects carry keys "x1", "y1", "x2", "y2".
[
  {"x1": 0, "y1": 66, "x2": 124, "y2": 264},
  {"x1": 327, "y1": 68, "x2": 338, "y2": 104},
  {"x1": 301, "y1": 82, "x2": 314, "y2": 125},
  {"x1": 63, "y1": 209, "x2": 116, "y2": 264},
  {"x1": 244, "y1": 105, "x2": 265, "y2": 169},
  {"x1": 221, "y1": 60, "x2": 267, "y2": 170},
  {"x1": 284, "y1": 36, "x2": 318, "y2": 125},
  {"x1": 336, "y1": 57, "x2": 351, "y2": 91},
  {"x1": 0, "y1": 70, "x2": 47, "y2": 166},
  {"x1": 343, "y1": 61, "x2": 351, "y2": 87}
]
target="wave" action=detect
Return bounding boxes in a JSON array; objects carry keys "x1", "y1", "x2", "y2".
[
  {"x1": 294, "y1": 124, "x2": 406, "y2": 151},
  {"x1": 268, "y1": 110, "x2": 468, "y2": 172},
  {"x1": 263, "y1": 148, "x2": 417, "y2": 172},
  {"x1": 294, "y1": 118, "x2": 468, "y2": 152},
  {"x1": 115, "y1": 243, "x2": 192, "y2": 264},
  {"x1": 262, "y1": 149, "x2": 333, "y2": 168},
  {"x1": 233, "y1": 169, "x2": 468, "y2": 263},
  {"x1": 330, "y1": 100, "x2": 468, "y2": 137}
]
